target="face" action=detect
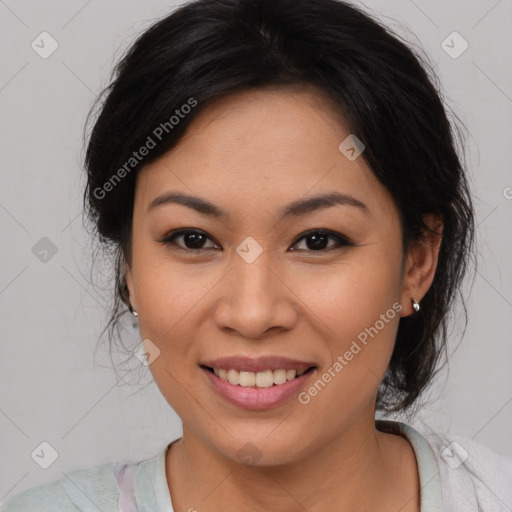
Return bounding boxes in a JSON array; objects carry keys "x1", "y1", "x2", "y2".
[{"x1": 125, "y1": 86, "x2": 432, "y2": 466}]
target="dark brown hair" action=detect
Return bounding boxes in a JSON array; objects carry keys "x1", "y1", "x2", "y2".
[{"x1": 82, "y1": 0, "x2": 476, "y2": 414}]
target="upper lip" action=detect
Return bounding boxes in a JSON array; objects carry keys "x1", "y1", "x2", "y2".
[{"x1": 200, "y1": 356, "x2": 316, "y2": 373}]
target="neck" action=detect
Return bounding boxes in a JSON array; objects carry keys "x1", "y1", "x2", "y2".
[{"x1": 165, "y1": 412, "x2": 420, "y2": 512}]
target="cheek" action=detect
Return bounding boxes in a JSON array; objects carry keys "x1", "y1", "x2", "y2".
[
  {"x1": 296, "y1": 246, "x2": 402, "y2": 399},
  {"x1": 131, "y1": 240, "x2": 212, "y2": 334},
  {"x1": 132, "y1": 260, "x2": 208, "y2": 417},
  {"x1": 298, "y1": 244, "x2": 402, "y2": 333}
]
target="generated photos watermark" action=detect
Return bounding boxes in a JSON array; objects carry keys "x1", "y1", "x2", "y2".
[
  {"x1": 93, "y1": 97, "x2": 198, "y2": 200},
  {"x1": 298, "y1": 301, "x2": 403, "y2": 404}
]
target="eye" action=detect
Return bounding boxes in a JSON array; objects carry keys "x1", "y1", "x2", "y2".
[
  {"x1": 159, "y1": 229, "x2": 219, "y2": 251},
  {"x1": 290, "y1": 229, "x2": 353, "y2": 252},
  {"x1": 159, "y1": 228, "x2": 352, "y2": 253}
]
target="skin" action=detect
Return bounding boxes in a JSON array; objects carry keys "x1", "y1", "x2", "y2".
[{"x1": 125, "y1": 85, "x2": 443, "y2": 512}]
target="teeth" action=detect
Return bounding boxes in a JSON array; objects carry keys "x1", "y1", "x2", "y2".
[
  {"x1": 256, "y1": 370, "x2": 273, "y2": 388},
  {"x1": 227, "y1": 369, "x2": 240, "y2": 385},
  {"x1": 239, "y1": 371, "x2": 255, "y2": 387},
  {"x1": 273, "y1": 369, "x2": 287, "y2": 385},
  {"x1": 286, "y1": 369, "x2": 297, "y2": 381},
  {"x1": 210, "y1": 367, "x2": 309, "y2": 387}
]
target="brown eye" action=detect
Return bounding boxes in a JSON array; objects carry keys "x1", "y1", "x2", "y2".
[
  {"x1": 160, "y1": 228, "x2": 352, "y2": 253},
  {"x1": 290, "y1": 230, "x2": 352, "y2": 252},
  {"x1": 160, "y1": 229, "x2": 219, "y2": 251}
]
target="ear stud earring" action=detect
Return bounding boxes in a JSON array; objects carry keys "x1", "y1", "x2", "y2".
[
  {"x1": 411, "y1": 297, "x2": 420, "y2": 313},
  {"x1": 128, "y1": 303, "x2": 138, "y2": 317}
]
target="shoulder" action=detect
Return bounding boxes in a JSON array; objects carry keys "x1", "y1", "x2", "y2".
[
  {"x1": 0, "y1": 461, "x2": 119, "y2": 512},
  {"x1": 411, "y1": 420, "x2": 512, "y2": 512},
  {"x1": 0, "y1": 480, "x2": 78, "y2": 512}
]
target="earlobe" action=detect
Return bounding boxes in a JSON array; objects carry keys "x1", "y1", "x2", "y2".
[
  {"x1": 399, "y1": 213, "x2": 443, "y2": 316},
  {"x1": 124, "y1": 262, "x2": 137, "y2": 312}
]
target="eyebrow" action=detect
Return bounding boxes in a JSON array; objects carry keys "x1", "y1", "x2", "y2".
[{"x1": 147, "y1": 191, "x2": 369, "y2": 220}]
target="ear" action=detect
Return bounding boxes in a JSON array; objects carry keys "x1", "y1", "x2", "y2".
[
  {"x1": 124, "y1": 259, "x2": 137, "y2": 311},
  {"x1": 399, "y1": 213, "x2": 443, "y2": 317}
]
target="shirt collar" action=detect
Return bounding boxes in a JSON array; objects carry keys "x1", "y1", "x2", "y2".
[
  {"x1": 135, "y1": 420, "x2": 443, "y2": 512},
  {"x1": 376, "y1": 419, "x2": 444, "y2": 512}
]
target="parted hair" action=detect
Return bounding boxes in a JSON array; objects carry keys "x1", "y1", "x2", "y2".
[{"x1": 83, "y1": 0, "x2": 476, "y2": 414}]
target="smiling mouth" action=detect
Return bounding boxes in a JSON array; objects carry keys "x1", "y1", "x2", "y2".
[{"x1": 201, "y1": 365, "x2": 316, "y2": 388}]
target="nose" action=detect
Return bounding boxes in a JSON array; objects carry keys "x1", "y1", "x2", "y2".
[{"x1": 213, "y1": 253, "x2": 298, "y2": 339}]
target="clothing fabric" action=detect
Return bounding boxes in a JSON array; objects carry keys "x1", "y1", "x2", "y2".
[{"x1": 1, "y1": 420, "x2": 511, "y2": 511}]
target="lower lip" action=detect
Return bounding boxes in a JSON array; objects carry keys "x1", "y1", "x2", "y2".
[{"x1": 201, "y1": 367, "x2": 316, "y2": 410}]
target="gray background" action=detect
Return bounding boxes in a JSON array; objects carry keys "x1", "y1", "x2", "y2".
[{"x1": 1, "y1": 0, "x2": 511, "y2": 503}]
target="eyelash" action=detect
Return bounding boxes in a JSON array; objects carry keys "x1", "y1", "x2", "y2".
[{"x1": 159, "y1": 228, "x2": 353, "y2": 253}]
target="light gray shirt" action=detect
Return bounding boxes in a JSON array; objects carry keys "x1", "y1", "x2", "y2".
[{"x1": 2, "y1": 419, "x2": 511, "y2": 511}]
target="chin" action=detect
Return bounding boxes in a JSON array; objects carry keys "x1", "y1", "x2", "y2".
[{"x1": 209, "y1": 431, "x2": 310, "y2": 468}]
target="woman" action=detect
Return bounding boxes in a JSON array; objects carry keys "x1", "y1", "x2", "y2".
[{"x1": 2, "y1": 0, "x2": 511, "y2": 510}]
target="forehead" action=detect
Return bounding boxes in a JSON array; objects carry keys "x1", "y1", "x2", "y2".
[{"x1": 134, "y1": 87, "x2": 397, "y2": 223}]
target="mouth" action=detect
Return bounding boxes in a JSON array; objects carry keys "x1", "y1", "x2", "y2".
[
  {"x1": 200, "y1": 365, "x2": 316, "y2": 388},
  {"x1": 199, "y1": 360, "x2": 318, "y2": 410}
]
